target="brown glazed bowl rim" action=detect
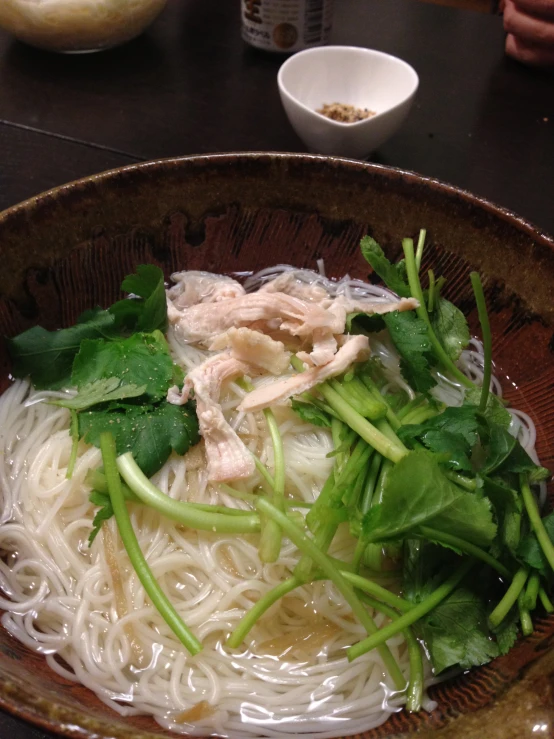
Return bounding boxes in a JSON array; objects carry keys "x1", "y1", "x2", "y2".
[
  {"x1": 1, "y1": 151, "x2": 553, "y2": 246},
  {"x1": 0, "y1": 151, "x2": 553, "y2": 739}
]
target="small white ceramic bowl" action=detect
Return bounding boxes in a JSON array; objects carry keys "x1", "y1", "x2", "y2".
[{"x1": 278, "y1": 45, "x2": 419, "y2": 159}]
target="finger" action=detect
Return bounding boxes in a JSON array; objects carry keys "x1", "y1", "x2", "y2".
[
  {"x1": 505, "y1": 31, "x2": 554, "y2": 65},
  {"x1": 504, "y1": 0, "x2": 554, "y2": 45},
  {"x1": 507, "y1": 0, "x2": 554, "y2": 20}
]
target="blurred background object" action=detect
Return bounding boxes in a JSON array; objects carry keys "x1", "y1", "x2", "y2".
[
  {"x1": 0, "y1": 0, "x2": 168, "y2": 54},
  {"x1": 241, "y1": 0, "x2": 334, "y2": 52}
]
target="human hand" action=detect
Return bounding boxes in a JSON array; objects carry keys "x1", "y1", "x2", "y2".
[{"x1": 502, "y1": 0, "x2": 554, "y2": 67}]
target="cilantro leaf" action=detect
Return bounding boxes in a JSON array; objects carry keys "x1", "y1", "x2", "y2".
[
  {"x1": 481, "y1": 422, "x2": 547, "y2": 479},
  {"x1": 420, "y1": 429, "x2": 473, "y2": 471},
  {"x1": 291, "y1": 399, "x2": 332, "y2": 428},
  {"x1": 88, "y1": 490, "x2": 113, "y2": 544},
  {"x1": 345, "y1": 312, "x2": 386, "y2": 336},
  {"x1": 491, "y1": 608, "x2": 519, "y2": 655},
  {"x1": 7, "y1": 265, "x2": 168, "y2": 391},
  {"x1": 110, "y1": 265, "x2": 167, "y2": 333},
  {"x1": 50, "y1": 377, "x2": 147, "y2": 411},
  {"x1": 517, "y1": 511, "x2": 554, "y2": 578},
  {"x1": 8, "y1": 310, "x2": 116, "y2": 390},
  {"x1": 481, "y1": 424, "x2": 517, "y2": 474},
  {"x1": 398, "y1": 406, "x2": 480, "y2": 471},
  {"x1": 360, "y1": 236, "x2": 411, "y2": 297},
  {"x1": 79, "y1": 401, "x2": 200, "y2": 478},
  {"x1": 71, "y1": 331, "x2": 174, "y2": 402},
  {"x1": 363, "y1": 451, "x2": 496, "y2": 547},
  {"x1": 464, "y1": 387, "x2": 511, "y2": 430},
  {"x1": 402, "y1": 539, "x2": 454, "y2": 603},
  {"x1": 416, "y1": 588, "x2": 499, "y2": 673},
  {"x1": 497, "y1": 439, "x2": 549, "y2": 477},
  {"x1": 482, "y1": 476, "x2": 522, "y2": 555},
  {"x1": 430, "y1": 298, "x2": 470, "y2": 362},
  {"x1": 383, "y1": 310, "x2": 436, "y2": 393}
]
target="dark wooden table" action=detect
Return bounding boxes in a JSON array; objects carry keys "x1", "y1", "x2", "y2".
[{"x1": 0, "y1": 0, "x2": 553, "y2": 736}]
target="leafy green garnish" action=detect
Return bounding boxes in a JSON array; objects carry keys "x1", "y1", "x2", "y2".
[
  {"x1": 291, "y1": 399, "x2": 332, "y2": 428},
  {"x1": 517, "y1": 511, "x2": 554, "y2": 578},
  {"x1": 8, "y1": 265, "x2": 168, "y2": 390},
  {"x1": 430, "y1": 298, "x2": 470, "y2": 362},
  {"x1": 51, "y1": 377, "x2": 146, "y2": 411},
  {"x1": 71, "y1": 331, "x2": 176, "y2": 401},
  {"x1": 483, "y1": 476, "x2": 522, "y2": 555},
  {"x1": 360, "y1": 236, "x2": 410, "y2": 297},
  {"x1": 481, "y1": 425, "x2": 518, "y2": 474},
  {"x1": 8, "y1": 311, "x2": 116, "y2": 390},
  {"x1": 88, "y1": 490, "x2": 114, "y2": 544},
  {"x1": 80, "y1": 401, "x2": 200, "y2": 478},
  {"x1": 110, "y1": 265, "x2": 167, "y2": 333},
  {"x1": 382, "y1": 311, "x2": 436, "y2": 393},
  {"x1": 492, "y1": 608, "x2": 519, "y2": 655},
  {"x1": 415, "y1": 588, "x2": 499, "y2": 673},
  {"x1": 464, "y1": 387, "x2": 511, "y2": 430},
  {"x1": 398, "y1": 405, "x2": 480, "y2": 471},
  {"x1": 363, "y1": 451, "x2": 496, "y2": 548},
  {"x1": 345, "y1": 312, "x2": 386, "y2": 337}
]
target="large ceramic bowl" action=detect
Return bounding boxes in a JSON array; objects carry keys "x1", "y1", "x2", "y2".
[{"x1": 0, "y1": 153, "x2": 553, "y2": 739}]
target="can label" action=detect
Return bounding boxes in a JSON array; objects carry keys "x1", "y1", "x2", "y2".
[{"x1": 241, "y1": 0, "x2": 333, "y2": 52}]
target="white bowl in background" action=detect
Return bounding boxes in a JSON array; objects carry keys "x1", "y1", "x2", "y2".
[{"x1": 277, "y1": 45, "x2": 419, "y2": 159}]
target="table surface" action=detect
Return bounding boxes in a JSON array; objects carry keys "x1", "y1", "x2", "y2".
[{"x1": 0, "y1": 1, "x2": 553, "y2": 737}]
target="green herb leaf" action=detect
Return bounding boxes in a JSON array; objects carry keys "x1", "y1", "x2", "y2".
[
  {"x1": 345, "y1": 312, "x2": 386, "y2": 336},
  {"x1": 416, "y1": 588, "x2": 499, "y2": 673},
  {"x1": 79, "y1": 401, "x2": 200, "y2": 478},
  {"x1": 8, "y1": 311, "x2": 116, "y2": 390},
  {"x1": 360, "y1": 236, "x2": 411, "y2": 297},
  {"x1": 71, "y1": 331, "x2": 174, "y2": 402},
  {"x1": 482, "y1": 476, "x2": 522, "y2": 555},
  {"x1": 464, "y1": 387, "x2": 511, "y2": 430},
  {"x1": 497, "y1": 439, "x2": 549, "y2": 477},
  {"x1": 110, "y1": 265, "x2": 167, "y2": 333},
  {"x1": 403, "y1": 539, "x2": 453, "y2": 603},
  {"x1": 491, "y1": 607, "x2": 519, "y2": 655},
  {"x1": 517, "y1": 511, "x2": 554, "y2": 578},
  {"x1": 430, "y1": 298, "x2": 470, "y2": 362},
  {"x1": 50, "y1": 377, "x2": 147, "y2": 411},
  {"x1": 291, "y1": 399, "x2": 332, "y2": 428},
  {"x1": 363, "y1": 451, "x2": 496, "y2": 547},
  {"x1": 482, "y1": 425, "x2": 516, "y2": 474},
  {"x1": 7, "y1": 266, "x2": 168, "y2": 391},
  {"x1": 88, "y1": 490, "x2": 113, "y2": 545},
  {"x1": 382, "y1": 310, "x2": 436, "y2": 393},
  {"x1": 398, "y1": 405, "x2": 480, "y2": 471}
]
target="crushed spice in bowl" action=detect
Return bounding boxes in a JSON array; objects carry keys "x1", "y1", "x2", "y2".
[{"x1": 317, "y1": 102, "x2": 376, "y2": 123}]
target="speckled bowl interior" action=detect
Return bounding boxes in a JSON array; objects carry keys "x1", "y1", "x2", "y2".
[{"x1": 0, "y1": 153, "x2": 553, "y2": 739}]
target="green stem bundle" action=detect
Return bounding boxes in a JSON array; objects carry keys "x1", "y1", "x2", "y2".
[{"x1": 100, "y1": 432, "x2": 202, "y2": 656}]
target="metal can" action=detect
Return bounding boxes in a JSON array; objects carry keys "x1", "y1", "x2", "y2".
[{"x1": 241, "y1": 0, "x2": 334, "y2": 53}]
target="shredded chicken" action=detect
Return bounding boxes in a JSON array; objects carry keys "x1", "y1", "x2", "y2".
[
  {"x1": 170, "y1": 289, "x2": 417, "y2": 352},
  {"x1": 297, "y1": 327, "x2": 337, "y2": 367},
  {"x1": 169, "y1": 292, "x2": 334, "y2": 345},
  {"x1": 174, "y1": 353, "x2": 255, "y2": 482},
  {"x1": 165, "y1": 269, "x2": 420, "y2": 482},
  {"x1": 325, "y1": 295, "x2": 419, "y2": 331},
  {"x1": 168, "y1": 271, "x2": 245, "y2": 309},
  {"x1": 209, "y1": 327, "x2": 291, "y2": 375},
  {"x1": 259, "y1": 272, "x2": 330, "y2": 303},
  {"x1": 238, "y1": 335, "x2": 370, "y2": 413}
]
